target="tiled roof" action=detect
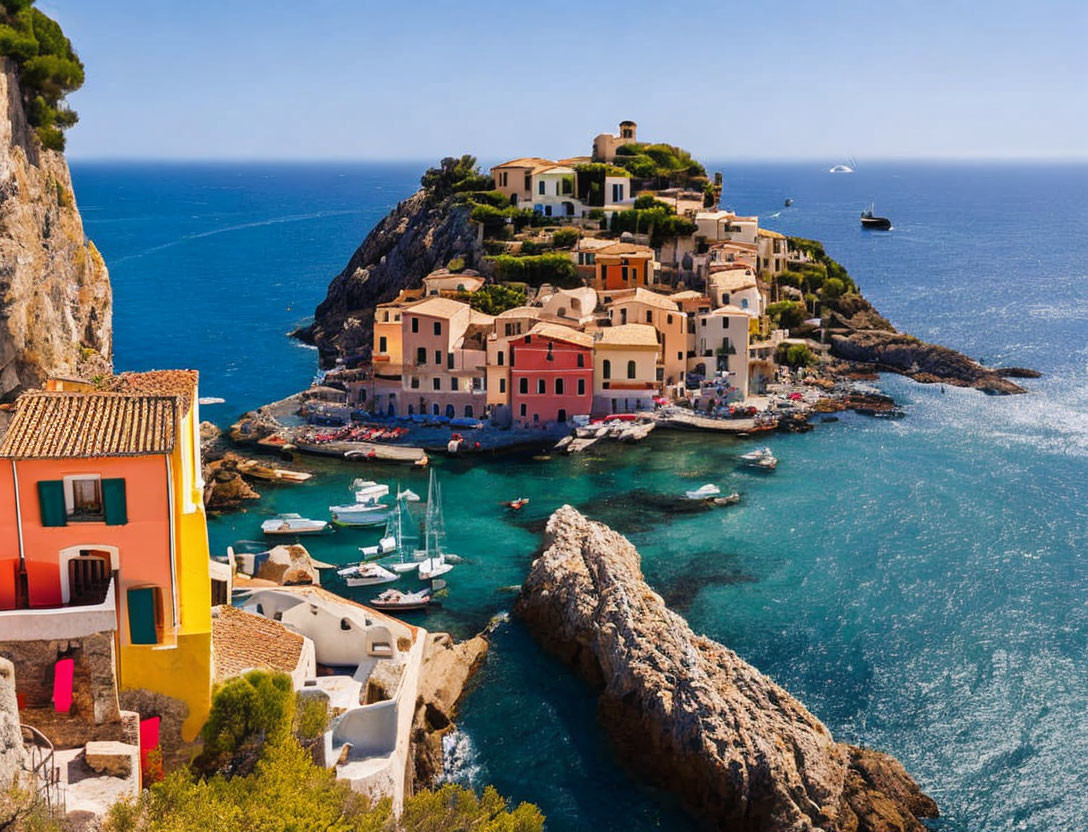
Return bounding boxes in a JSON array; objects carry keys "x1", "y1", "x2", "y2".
[
  {"x1": 704, "y1": 305, "x2": 754, "y2": 317},
  {"x1": 0, "y1": 391, "x2": 178, "y2": 459},
  {"x1": 211, "y1": 605, "x2": 307, "y2": 683},
  {"x1": 758, "y1": 228, "x2": 786, "y2": 239},
  {"x1": 594, "y1": 323, "x2": 661, "y2": 347},
  {"x1": 595, "y1": 242, "x2": 654, "y2": 257},
  {"x1": 405, "y1": 297, "x2": 472, "y2": 319},
  {"x1": 607, "y1": 288, "x2": 678, "y2": 312},
  {"x1": 496, "y1": 306, "x2": 542, "y2": 319},
  {"x1": 526, "y1": 322, "x2": 594, "y2": 349},
  {"x1": 669, "y1": 290, "x2": 705, "y2": 300},
  {"x1": 492, "y1": 157, "x2": 555, "y2": 171},
  {"x1": 110, "y1": 370, "x2": 198, "y2": 414}
]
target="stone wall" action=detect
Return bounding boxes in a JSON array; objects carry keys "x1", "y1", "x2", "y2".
[{"x1": 0, "y1": 658, "x2": 25, "y2": 788}]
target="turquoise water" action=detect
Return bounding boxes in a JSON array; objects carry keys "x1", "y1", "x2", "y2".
[{"x1": 74, "y1": 161, "x2": 1088, "y2": 831}]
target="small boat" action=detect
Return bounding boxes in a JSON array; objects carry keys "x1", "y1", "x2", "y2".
[
  {"x1": 740, "y1": 447, "x2": 778, "y2": 470},
  {"x1": 261, "y1": 514, "x2": 327, "y2": 535},
  {"x1": 397, "y1": 488, "x2": 421, "y2": 503},
  {"x1": 329, "y1": 503, "x2": 390, "y2": 527},
  {"x1": 685, "y1": 484, "x2": 721, "y2": 501},
  {"x1": 784, "y1": 198, "x2": 793, "y2": 207},
  {"x1": 506, "y1": 498, "x2": 530, "y2": 510},
  {"x1": 860, "y1": 204, "x2": 892, "y2": 230},
  {"x1": 337, "y1": 562, "x2": 398, "y2": 587},
  {"x1": 712, "y1": 492, "x2": 741, "y2": 507},
  {"x1": 830, "y1": 159, "x2": 855, "y2": 174},
  {"x1": 237, "y1": 459, "x2": 312, "y2": 483},
  {"x1": 369, "y1": 587, "x2": 431, "y2": 612},
  {"x1": 418, "y1": 556, "x2": 453, "y2": 581},
  {"x1": 359, "y1": 536, "x2": 397, "y2": 559}
]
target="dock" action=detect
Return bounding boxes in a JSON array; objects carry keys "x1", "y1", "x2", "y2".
[
  {"x1": 656, "y1": 411, "x2": 766, "y2": 434},
  {"x1": 294, "y1": 440, "x2": 427, "y2": 464}
]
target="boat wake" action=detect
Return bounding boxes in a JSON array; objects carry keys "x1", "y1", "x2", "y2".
[{"x1": 438, "y1": 729, "x2": 484, "y2": 788}]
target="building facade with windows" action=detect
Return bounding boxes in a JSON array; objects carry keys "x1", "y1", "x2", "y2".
[
  {"x1": 508, "y1": 324, "x2": 594, "y2": 427},
  {"x1": 602, "y1": 288, "x2": 686, "y2": 389},
  {"x1": 0, "y1": 371, "x2": 213, "y2": 746},
  {"x1": 688, "y1": 307, "x2": 752, "y2": 401},
  {"x1": 489, "y1": 157, "x2": 553, "y2": 206},
  {"x1": 591, "y1": 324, "x2": 661, "y2": 415},
  {"x1": 591, "y1": 243, "x2": 657, "y2": 291}
]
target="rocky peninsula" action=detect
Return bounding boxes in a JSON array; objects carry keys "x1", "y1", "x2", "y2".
[{"x1": 516, "y1": 506, "x2": 938, "y2": 832}]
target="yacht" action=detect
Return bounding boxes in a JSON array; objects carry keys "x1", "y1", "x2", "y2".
[
  {"x1": 685, "y1": 484, "x2": 722, "y2": 501},
  {"x1": 336, "y1": 561, "x2": 397, "y2": 588},
  {"x1": 740, "y1": 447, "x2": 778, "y2": 470},
  {"x1": 261, "y1": 514, "x2": 328, "y2": 535},
  {"x1": 860, "y1": 204, "x2": 892, "y2": 230}
]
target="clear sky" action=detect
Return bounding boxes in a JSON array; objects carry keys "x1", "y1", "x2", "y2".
[{"x1": 43, "y1": 0, "x2": 1088, "y2": 162}]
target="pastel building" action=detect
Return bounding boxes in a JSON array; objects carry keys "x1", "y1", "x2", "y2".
[
  {"x1": 689, "y1": 307, "x2": 752, "y2": 401},
  {"x1": 531, "y1": 164, "x2": 582, "y2": 218},
  {"x1": 592, "y1": 323, "x2": 662, "y2": 415},
  {"x1": 489, "y1": 157, "x2": 553, "y2": 206},
  {"x1": 591, "y1": 243, "x2": 657, "y2": 291},
  {"x1": 757, "y1": 228, "x2": 789, "y2": 275},
  {"x1": 0, "y1": 371, "x2": 213, "y2": 749},
  {"x1": 538, "y1": 286, "x2": 598, "y2": 328},
  {"x1": 602, "y1": 288, "x2": 686, "y2": 389},
  {"x1": 421, "y1": 271, "x2": 485, "y2": 296},
  {"x1": 695, "y1": 211, "x2": 759, "y2": 245},
  {"x1": 592, "y1": 120, "x2": 638, "y2": 163},
  {"x1": 508, "y1": 324, "x2": 594, "y2": 426},
  {"x1": 486, "y1": 306, "x2": 542, "y2": 409}
]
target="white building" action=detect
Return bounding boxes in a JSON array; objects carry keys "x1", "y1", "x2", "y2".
[{"x1": 688, "y1": 305, "x2": 752, "y2": 401}]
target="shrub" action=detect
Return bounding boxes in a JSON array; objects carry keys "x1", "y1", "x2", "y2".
[
  {"x1": 455, "y1": 283, "x2": 527, "y2": 316},
  {"x1": 519, "y1": 240, "x2": 543, "y2": 256},
  {"x1": 195, "y1": 670, "x2": 295, "y2": 776},
  {"x1": 610, "y1": 207, "x2": 696, "y2": 246},
  {"x1": 469, "y1": 203, "x2": 509, "y2": 235},
  {"x1": 822, "y1": 277, "x2": 846, "y2": 299},
  {"x1": 293, "y1": 693, "x2": 330, "y2": 741},
  {"x1": 446, "y1": 256, "x2": 465, "y2": 273},
  {"x1": 767, "y1": 300, "x2": 807, "y2": 330},
  {"x1": 551, "y1": 228, "x2": 580, "y2": 249},
  {"x1": 421, "y1": 155, "x2": 493, "y2": 197},
  {"x1": 777, "y1": 343, "x2": 817, "y2": 367},
  {"x1": 487, "y1": 253, "x2": 579, "y2": 288}
]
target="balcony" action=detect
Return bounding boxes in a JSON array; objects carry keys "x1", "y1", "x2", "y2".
[{"x1": 0, "y1": 577, "x2": 117, "y2": 642}]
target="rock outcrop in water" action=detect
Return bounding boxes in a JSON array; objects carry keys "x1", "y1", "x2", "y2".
[
  {"x1": 295, "y1": 190, "x2": 487, "y2": 367},
  {"x1": 0, "y1": 58, "x2": 111, "y2": 402},
  {"x1": 516, "y1": 506, "x2": 938, "y2": 832},
  {"x1": 825, "y1": 294, "x2": 1025, "y2": 394}
]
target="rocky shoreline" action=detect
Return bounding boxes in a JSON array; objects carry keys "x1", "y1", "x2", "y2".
[{"x1": 516, "y1": 506, "x2": 938, "y2": 832}]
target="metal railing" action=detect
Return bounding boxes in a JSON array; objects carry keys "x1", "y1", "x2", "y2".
[{"x1": 21, "y1": 724, "x2": 64, "y2": 817}]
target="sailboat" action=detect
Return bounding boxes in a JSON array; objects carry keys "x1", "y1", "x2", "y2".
[
  {"x1": 415, "y1": 470, "x2": 455, "y2": 581},
  {"x1": 390, "y1": 491, "x2": 422, "y2": 574},
  {"x1": 829, "y1": 156, "x2": 856, "y2": 174}
]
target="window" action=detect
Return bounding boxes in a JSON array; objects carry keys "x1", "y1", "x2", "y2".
[
  {"x1": 417, "y1": 347, "x2": 426, "y2": 364},
  {"x1": 561, "y1": 178, "x2": 572, "y2": 195},
  {"x1": 577, "y1": 379, "x2": 585, "y2": 395},
  {"x1": 577, "y1": 353, "x2": 585, "y2": 368},
  {"x1": 536, "y1": 379, "x2": 546, "y2": 394},
  {"x1": 497, "y1": 350, "x2": 504, "y2": 366},
  {"x1": 667, "y1": 314, "x2": 674, "y2": 325},
  {"x1": 520, "y1": 403, "x2": 527, "y2": 418},
  {"x1": 379, "y1": 335, "x2": 387, "y2": 353},
  {"x1": 465, "y1": 405, "x2": 474, "y2": 417},
  {"x1": 433, "y1": 378, "x2": 441, "y2": 391},
  {"x1": 69, "y1": 476, "x2": 103, "y2": 519},
  {"x1": 677, "y1": 351, "x2": 683, "y2": 361},
  {"x1": 411, "y1": 317, "x2": 419, "y2": 333},
  {"x1": 40, "y1": 477, "x2": 127, "y2": 526},
  {"x1": 646, "y1": 311, "x2": 653, "y2": 323},
  {"x1": 127, "y1": 586, "x2": 162, "y2": 645},
  {"x1": 434, "y1": 350, "x2": 442, "y2": 365},
  {"x1": 602, "y1": 359, "x2": 611, "y2": 380},
  {"x1": 447, "y1": 352, "x2": 454, "y2": 369},
  {"x1": 621, "y1": 266, "x2": 629, "y2": 282},
  {"x1": 410, "y1": 376, "x2": 420, "y2": 389},
  {"x1": 524, "y1": 173, "x2": 532, "y2": 191},
  {"x1": 473, "y1": 377, "x2": 483, "y2": 390},
  {"x1": 612, "y1": 183, "x2": 624, "y2": 202},
  {"x1": 538, "y1": 180, "x2": 545, "y2": 195},
  {"x1": 499, "y1": 378, "x2": 506, "y2": 393},
  {"x1": 434, "y1": 321, "x2": 442, "y2": 336},
  {"x1": 509, "y1": 346, "x2": 516, "y2": 364},
  {"x1": 451, "y1": 377, "x2": 459, "y2": 391},
  {"x1": 555, "y1": 378, "x2": 564, "y2": 395},
  {"x1": 519, "y1": 378, "x2": 528, "y2": 394},
  {"x1": 627, "y1": 360, "x2": 637, "y2": 379},
  {"x1": 432, "y1": 403, "x2": 440, "y2": 415},
  {"x1": 558, "y1": 409, "x2": 567, "y2": 422},
  {"x1": 501, "y1": 171, "x2": 508, "y2": 187}
]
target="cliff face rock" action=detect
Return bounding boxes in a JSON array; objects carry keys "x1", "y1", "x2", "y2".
[
  {"x1": 825, "y1": 294, "x2": 1025, "y2": 394},
  {"x1": 296, "y1": 190, "x2": 486, "y2": 367},
  {"x1": 0, "y1": 59, "x2": 111, "y2": 402},
  {"x1": 516, "y1": 506, "x2": 938, "y2": 832}
]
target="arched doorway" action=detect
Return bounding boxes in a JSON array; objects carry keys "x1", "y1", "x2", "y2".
[
  {"x1": 445, "y1": 404, "x2": 455, "y2": 418},
  {"x1": 464, "y1": 405, "x2": 473, "y2": 417}
]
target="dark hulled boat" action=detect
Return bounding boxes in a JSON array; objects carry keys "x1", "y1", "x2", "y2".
[{"x1": 860, "y1": 204, "x2": 892, "y2": 230}]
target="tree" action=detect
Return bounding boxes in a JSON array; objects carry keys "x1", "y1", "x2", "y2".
[
  {"x1": 421, "y1": 155, "x2": 493, "y2": 198},
  {"x1": 456, "y1": 283, "x2": 527, "y2": 316},
  {"x1": 822, "y1": 277, "x2": 846, "y2": 300},
  {"x1": 767, "y1": 300, "x2": 807, "y2": 331},
  {"x1": 195, "y1": 670, "x2": 296, "y2": 776}
]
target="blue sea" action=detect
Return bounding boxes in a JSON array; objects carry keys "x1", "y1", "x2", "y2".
[{"x1": 73, "y1": 160, "x2": 1088, "y2": 831}]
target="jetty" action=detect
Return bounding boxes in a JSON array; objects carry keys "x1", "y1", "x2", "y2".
[
  {"x1": 294, "y1": 439, "x2": 427, "y2": 464},
  {"x1": 655, "y1": 410, "x2": 766, "y2": 434}
]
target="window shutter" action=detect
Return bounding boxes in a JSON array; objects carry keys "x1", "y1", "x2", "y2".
[
  {"x1": 102, "y1": 479, "x2": 128, "y2": 526},
  {"x1": 37, "y1": 481, "x2": 67, "y2": 527},
  {"x1": 127, "y1": 587, "x2": 159, "y2": 645}
]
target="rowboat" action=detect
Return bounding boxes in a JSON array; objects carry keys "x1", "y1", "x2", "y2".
[{"x1": 236, "y1": 460, "x2": 312, "y2": 483}]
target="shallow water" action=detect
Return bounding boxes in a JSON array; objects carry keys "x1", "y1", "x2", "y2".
[{"x1": 74, "y1": 160, "x2": 1088, "y2": 831}]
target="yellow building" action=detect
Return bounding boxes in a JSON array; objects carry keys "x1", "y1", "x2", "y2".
[{"x1": 591, "y1": 323, "x2": 661, "y2": 415}]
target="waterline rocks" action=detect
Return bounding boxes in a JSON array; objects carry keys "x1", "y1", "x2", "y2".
[{"x1": 516, "y1": 506, "x2": 937, "y2": 832}]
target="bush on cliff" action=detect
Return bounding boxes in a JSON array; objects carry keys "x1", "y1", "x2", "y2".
[
  {"x1": 104, "y1": 739, "x2": 545, "y2": 832},
  {"x1": 195, "y1": 669, "x2": 296, "y2": 776},
  {"x1": 612, "y1": 142, "x2": 706, "y2": 187},
  {"x1": 487, "y1": 253, "x2": 580, "y2": 288},
  {"x1": 455, "y1": 283, "x2": 527, "y2": 316},
  {"x1": 0, "y1": 0, "x2": 84, "y2": 150},
  {"x1": 421, "y1": 155, "x2": 493, "y2": 198},
  {"x1": 609, "y1": 206, "x2": 696, "y2": 246},
  {"x1": 767, "y1": 300, "x2": 807, "y2": 330}
]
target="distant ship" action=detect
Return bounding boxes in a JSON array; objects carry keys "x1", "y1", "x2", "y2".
[
  {"x1": 784, "y1": 198, "x2": 793, "y2": 207},
  {"x1": 830, "y1": 157, "x2": 856, "y2": 174},
  {"x1": 860, "y1": 204, "x2": 892, "y2": 230}
]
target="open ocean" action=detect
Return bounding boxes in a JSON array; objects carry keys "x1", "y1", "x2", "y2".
[{"x1": 73, "y1": 160, "x2": 1088, "y2": 831}]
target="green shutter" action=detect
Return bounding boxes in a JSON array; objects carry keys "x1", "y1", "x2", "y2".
[
  {"x1": 102, "y1": 479, "x2": 127, "y2": 526},
  {"x1": 127, "y1": 588, "x2": 158, "y2": 645},
  {"x1": 37, "y1": 481, "x2": 67, "y2": 527}
]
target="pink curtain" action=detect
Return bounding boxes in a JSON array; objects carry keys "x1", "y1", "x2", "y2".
[
  {"x1": 139, "y1": 717, "x2": 160, "y2": 759},
  {"x1": 52, "y1": 658, "x2": 74, "y2": 713}
]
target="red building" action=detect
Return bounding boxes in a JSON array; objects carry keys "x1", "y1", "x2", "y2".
[{"x1": 509, "y1": 324, "x2": 594, "y2": 426}]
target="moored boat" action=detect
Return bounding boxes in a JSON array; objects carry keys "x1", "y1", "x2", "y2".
[
  {"x1": 685, "y1": 484, "x2": 721, "y2": 501},
  {"x1": 337, "y1": 561, "x2": 398, "y2": 587},
  {"x1": 236, "y1": 459, "x2": 312, "y2": 483},
  {"x1": 740, "y1": 447, "x2": 778, "y2": 470},
  {"x1": 369, "y1": 587, "x2": 432, "y2": 612},
  {"x1": 506, "y1": 498, "x2": 530, "y2": 510},
  {"x1": 261, "y1": 513, "x2": 328, "y2": 535},
  {"x1": 860, "y1": 204, "x2": 892, "y2": 230}
]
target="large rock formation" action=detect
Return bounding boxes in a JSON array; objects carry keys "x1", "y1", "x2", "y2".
[
  {"x1": 294, "y1": 190, "x2": 487, "y2": 367},
  {"x1": 0, "y1": 58, "x2": 111, "y2": 402},
  {"x1": 825, "y1": 294, "x2": 1025, "y2": 394},
  {"x1": 517, "y1": 506, "x2": 938, "y2": 832}
]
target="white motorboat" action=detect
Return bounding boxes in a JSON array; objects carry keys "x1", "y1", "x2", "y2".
[
  {"x1": 418, "y1": 555, "x2": 453, "y2": 581},
  {"x1": 359, "y1": 536, "x2": 397, "y2": 559},
  {"x1": 369, "y1": 587, "x2": 431, "y2": 612},
  {"x1": 329, "y1": 503, "x2": 390, "y2": 527},
  {"x1": 740, "y1": 447, "x2": 778, "y2": 470},
  {"x1": 261, "y1": 513, "x2": 328, "y2": 535},
  {"x1": 685, "y1": 483, "x2": 722, "y2": 501},
  {"x1": 397, "y1": 488, "x2": 421, "y2": 502},
  {"x1": 337, "y1": 562, "x2": 397, "y2": 587},
  {"x1": 829, "y1": 158, "x2": 856, "y2": 174}
]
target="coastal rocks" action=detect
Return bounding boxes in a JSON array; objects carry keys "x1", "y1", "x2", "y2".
[
  {"x1": 295, "y1": 190, "x2": 487, "y2": 366},
  {"x1": 410, "y1": 632, "x2": 488, "y2": 788},
  {"x1": 516, "y1": 506, "x2": 937, "y2": 832},
  {"x1": 254, "y1": 544, "x2": 321, "y2": 586},
  {"x1": 0, "y1": 658, "x2": 26, "y2": 788},
  {"x1": 203, "y1": 453, "x2": 261, "y2": 510},
  {"x1": 824, "y1": 294, "x2": 1028, "y2": 394},
  {"x1": 0, "y1": 59, "x2": 112, "y2": 402}
]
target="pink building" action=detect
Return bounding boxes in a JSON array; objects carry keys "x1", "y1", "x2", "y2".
[{"x1": 509, "y1": 324, "x2": 594, "y2": 427}]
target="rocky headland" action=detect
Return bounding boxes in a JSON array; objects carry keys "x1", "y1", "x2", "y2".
[
  {"x1": 516, "y1": 506, "x2": 938, "y2": 832},
  {"x1": 0, "y1": 58, "x2": 111, "y2": 403}
]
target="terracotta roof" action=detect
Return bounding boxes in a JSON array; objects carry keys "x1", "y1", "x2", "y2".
[
  {"x1": 211, "y1": 605, "x2": 307, "y2": 683},
  {"x1": 0, "y1": 391, "x2": 178, "y2": 459},
  {"x1": 596, "y1": 242, "x2": 654, "y2": 257},
  {"x1": 526, "y1": 322, "x2": 594, "y2": 349},
  {"x1": 110, "y1": 370, "x2": 198, "y2": 414},
  {"x1": 704, "y1": 305, "x2": 754, "y2": 317},
  {"x1": 594, "y1": 323, "x2": 661, "y2": 347},
  {"x1": 710, "y1": 240, "x2": 759, "y2": 252},
  {"x1": 469, "y1": 309, "x2": 496, "y2": 325},
  {"x1": 492, "y1": 157, "x2": 554, "y2": 171},
  {"x1": 669, "y1": 290, "x2": 705, "y2": 300},
  {"x1": 405, "y1": 297, "x2": 472, "y2": 319},
  {"x1": 758, "y1": 228, "x2": 786, "y2": 239},
  {"x1": 607, "y1": 288, "x2": 678, "y2": 312},
  {"x1": 496, "y1": 306, "x2": 542, "y2": 319}
]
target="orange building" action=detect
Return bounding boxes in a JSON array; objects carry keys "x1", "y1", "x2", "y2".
[{"x1": 591, "y1": 243, "x2": 656, "y2": 291}]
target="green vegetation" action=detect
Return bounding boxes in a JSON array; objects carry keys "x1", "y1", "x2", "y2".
[
  {"x1": 609, "y1": 205, "x2": 696, "y2": 247},
  {"x1": 445, "y1": 256, "x2": 466, "y2": 273},
  {"x1": 777, "y1": 343, "x2": 818, "y2": 367},
  {"x1": 455, "y1": 283, "x2": 527, "y2": 315},
  {"x1": 767, "y1": 300, "x2": 807, "y2": 331},
  {"x1": 421, "y1": 155, "x2": 493, "y2": 198},
  {"x1": 573, "y1": 162, "x2": 628, "y2": 207},
  {"x1": 195, "y1": 670, "x2": 296, "y2": 776},
  {"x1": 0, "y1": 0, "x2": 84, "y2": 150},
  {"x1": 103, "y1": 739, "x2": 544, "y2": 832},
  {"x1": 550, "y1": 228, "x2": 580, "y2": 249},
  {"x1": 487, "y1": 253, "x2": 579, "y2": 288},
  {"x1": 612, "y1": 142, "x2": 707, "y2": 188}
]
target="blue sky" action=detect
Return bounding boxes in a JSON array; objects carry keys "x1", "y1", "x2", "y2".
[{"x1": 43, "y1": 0, "x2": 1088, "y2": 161}]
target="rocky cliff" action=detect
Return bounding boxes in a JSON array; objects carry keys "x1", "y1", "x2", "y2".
[
  {"x1": 516, "y1": 506, "x2": 938, "y2": 832},
  {"x1": 825, "y1": 294, "x2": 1025, "y2": 394},
  {"x1": 0, "y1": 59, "x2": 111, "y2": 402},
  {"x1": 295, "y1": 190, "x2": 486, "y2": 367}
]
